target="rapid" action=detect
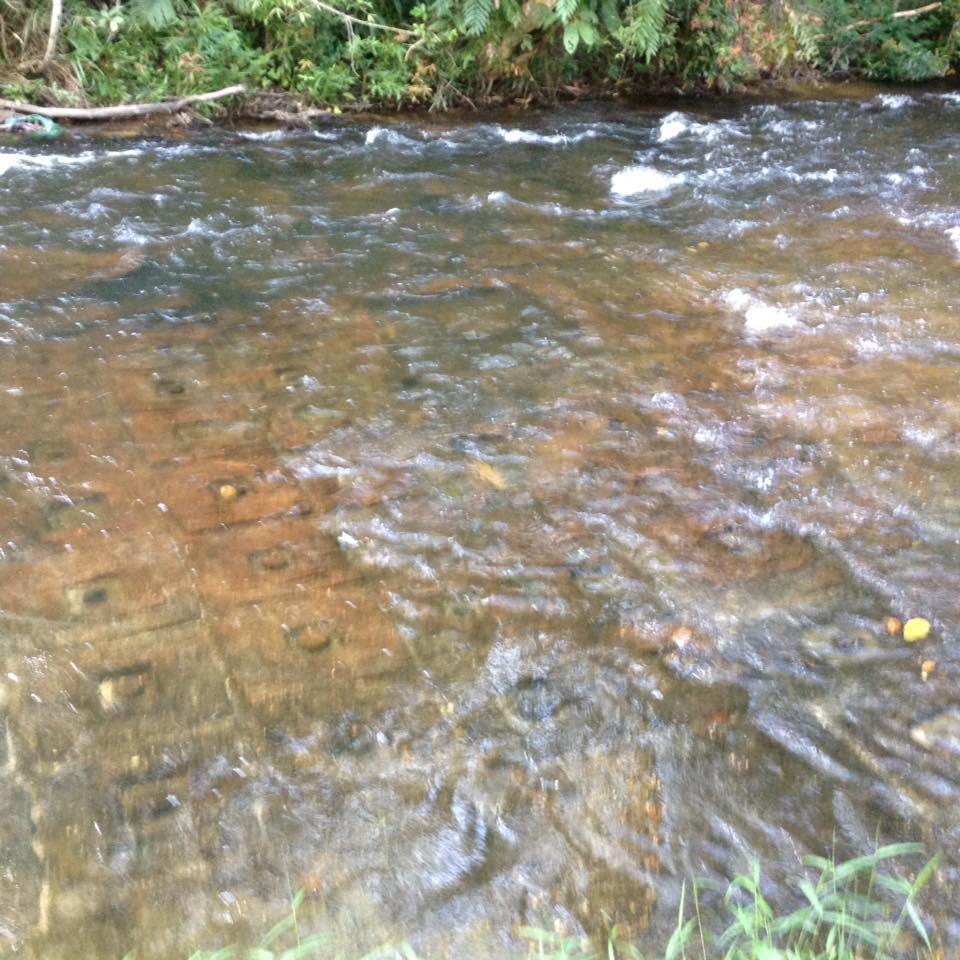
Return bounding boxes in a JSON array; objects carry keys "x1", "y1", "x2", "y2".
[{"x1": 1, "y1": 91, "x2": 959, "y2": 957}]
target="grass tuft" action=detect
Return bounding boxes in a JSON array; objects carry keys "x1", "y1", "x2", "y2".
[{"x1": 164, "y1": 845, "x2": 941, "y2": 960}]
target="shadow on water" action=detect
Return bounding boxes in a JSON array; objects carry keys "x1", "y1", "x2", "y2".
[{"x1": 0, "y1": 94, "x2": 959, "y2": 957}]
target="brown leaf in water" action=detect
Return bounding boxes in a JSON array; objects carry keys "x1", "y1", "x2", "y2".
[{"x1": 469, "y1": 459, "x2": 507, "y2": 491}]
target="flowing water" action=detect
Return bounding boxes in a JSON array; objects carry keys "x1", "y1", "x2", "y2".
[{"x1": 1, "y1": 91, "x2": 959, "y2": 958}]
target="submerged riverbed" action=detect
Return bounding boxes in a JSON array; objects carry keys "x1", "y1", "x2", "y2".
[{"x1": 1, "y1": 93, "x2": 959, "y2": 958}]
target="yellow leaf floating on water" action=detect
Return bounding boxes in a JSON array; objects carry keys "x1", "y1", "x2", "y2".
[
  {"x1": 469, "y1": 460, "x2": 507, "y2": 491},
  {"x1": 903, "y1": 617, "x2": 931, "y2": 643}
]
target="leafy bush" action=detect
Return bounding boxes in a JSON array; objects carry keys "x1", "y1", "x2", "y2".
[{"x1": 1, "y1": 0, "x2": 958, "y2": 106}]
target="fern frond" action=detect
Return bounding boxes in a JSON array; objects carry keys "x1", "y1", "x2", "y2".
[
  {"x1": 128, "y1": 0, "x2": 178, "y2": 29},
  {"x1": 461, "y1": 0, "x2": 494, "y2": 34},
  {"x1": 556, "y1": 0, "x2": 579, "y2": 24},
  {"x1": 787, "y1": 5, "x2": 822, "y2": 63},
  {"x1": 619, "y1": 0, "x2": 669, "y2": 60}
]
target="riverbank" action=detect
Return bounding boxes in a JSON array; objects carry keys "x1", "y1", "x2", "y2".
[
  {"x1": 2, "y1": 75, "x2": 958, "y2": 137},
  {"x1": 1, "y1": 0, "x2": 959, "y2": 123}
]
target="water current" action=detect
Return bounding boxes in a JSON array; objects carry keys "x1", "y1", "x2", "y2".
[{"x1": 1, "y1": 91, "x2": 959, "y2": 958}]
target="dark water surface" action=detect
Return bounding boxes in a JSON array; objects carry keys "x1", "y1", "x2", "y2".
[{"x1": 1, "y1": 93, "x2": 959, "y2": 958}]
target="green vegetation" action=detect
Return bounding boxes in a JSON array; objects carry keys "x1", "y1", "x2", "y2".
[
  {"x1": 0, "y1": 0, "x2": 958, "y2": 111},
  {"x1": 171, "y1": 844, "x2": 941, "y2": 960}
]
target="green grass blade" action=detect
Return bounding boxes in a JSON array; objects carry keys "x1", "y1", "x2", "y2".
[
  {"x1": 607, "y1": 924, "x2": 625, "y2": 960},
  {"x1": 798, "y1": 878, "x2": 823, "y2": 918},
  {"x1": 904, "y1": 898, "x2": 931, "y2": 948},
  {"x1": 664, "y1": 917, "x2": 696, "y2": 960},
  {"x1": 260, "y1": 913, "x2": 296, "y2": 949},
  {"x1": 279, "y1": 933, "x2": 330, "y2": 960},
  {"x1": 830, "y1": 843, "x2": 925, "y2": 884},
  {"x1": 912, "y1": 851, "x2": 942, "y2": 895}
]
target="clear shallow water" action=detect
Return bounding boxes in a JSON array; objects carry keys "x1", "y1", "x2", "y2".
[{"x1": 0, "y1": 93, "x2": 959, "y2": 958}]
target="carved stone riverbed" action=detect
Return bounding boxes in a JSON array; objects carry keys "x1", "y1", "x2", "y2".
[{"x1": 0, "y1": 93, "x2": 959, "y2": 958}]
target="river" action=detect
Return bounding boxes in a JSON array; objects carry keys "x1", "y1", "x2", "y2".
[{"x1": 1, "y1": 91, "x2": 959, "y2": 958}]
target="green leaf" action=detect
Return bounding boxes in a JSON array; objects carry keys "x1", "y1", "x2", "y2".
[
  {"x1": 617, "y1": 0, "x2": 669, "y2": 61},
  {"x1": 556, "y1": 0, "x2": 579, "y2": 23},
  {"x1": 461, "y1": 0, "x2": 494, "y2": 34},
  {"x1": 260, "y1": 913, "x2": 295, "y2": 948},
  {"x1": 799, "y1": 878, "x2": 823, "y2": 917},
  {"x1": 664, "y1": 883, "x2": 696, "y2": 960},
  {"x1": 582, "y1": 21, "x2": 598, "y2": 46},
  {"x1": 831, "y1": 843, "x2": 925, "y2": 884},
  {"x1": 563, "y1": 21, "x2": 581, "y2": 53},
  {"x1": 912, "y1": 850, "x2": 942, "y2": 895},
  {"x1": 905, "y1": 898, "x2": 931, "y2": 948}
]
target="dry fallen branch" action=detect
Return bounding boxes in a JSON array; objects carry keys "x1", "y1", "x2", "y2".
[
  {"x1": 841, "y1": 1, "x2": 943, "y2": 30},
  {"x1": 0, "y1": 84, "x2": 246, "y2": 121}
]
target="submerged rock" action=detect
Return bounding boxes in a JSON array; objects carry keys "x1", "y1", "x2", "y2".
[{"x1": 911, "y1": 710, "x2": 960, "y2": 758}]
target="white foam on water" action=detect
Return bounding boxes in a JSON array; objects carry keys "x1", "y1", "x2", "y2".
[
  {"x1": 237, "y1": 128, "x2": 292, "y2": 141},
  {"x1": 656, "y1": 111, "x2": 737, "y2": 145},
  {"x1": 610, "y1": 165, "x2": 685, "y2": 197},
  {"x1": 114, "y1": 221, "x2": 154, "y2": 246},
  {"x1": 947, "y1": 226, "x2": 960, "y2": 256},
  {"x1": 364, "y1": 126, "x2": 418, "y2": 147},
  {"x1": 765, "y1": 118, "x2": 824, "y2": 136},
  {"x1": 724, "y1": 288, "x2": 800, "y2": 334},
  {"x1": 801, "y1": 168, "x2": 839, "y2": 183},
  {"x1": 236, "y1": 126, "x2": 340, "y2": 142},
  {"x1": 938, "y1": 92, "x2": 960, "y2": 103},
  {"x1": 0, "y1": 147, "x2": 143, "y2": 177},
  {"x1": 482, "y1": 191, "x2": 579, "y2": 217},
  {"x1": 657, "y1": 112, "x2": 689, "y2": 142},
  {"x1": 493, "y1": 126, "x2": 599, "y2": 146},
  {"x1": 895, "y1": 208, "x2": 960, "y2": 256},
  {"x1": 872, "y1": 94, "x2": 916, "y2": 110},
  {"x1": 154, "y1": 142, "x2": 210, "y2": 158}
]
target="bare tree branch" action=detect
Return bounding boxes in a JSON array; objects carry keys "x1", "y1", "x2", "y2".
[
  {"x1": 841, "y1": 1, "x2": 943, "y2": 31},
  {"x1": 304, "y1": 0, "x2": 410, "y2": 36},
  {"x1": 0, "y1": 84, "x2": 247, "y2": 120},
  {"x1": 40, "y1": 0, "x2": 62, "y2": 67}
]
